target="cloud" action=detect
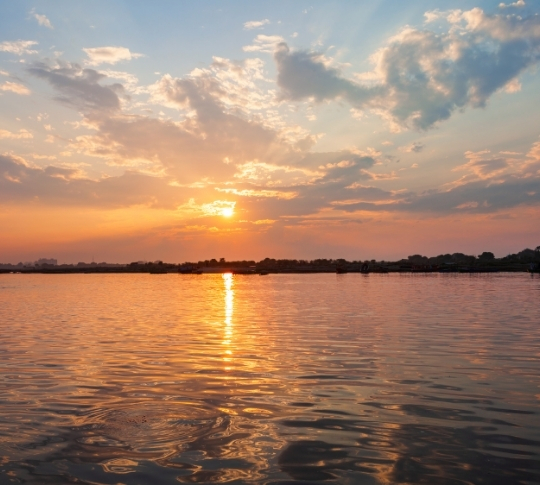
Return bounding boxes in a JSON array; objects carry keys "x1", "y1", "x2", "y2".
[
  {"x1": 190, "y1": 56, "x2": 272, "y2": 113},
  {"x1": 72, "y1": 73, "x2": 373, "y2": 189},
  {"x1": 216, "y1": 187, "x2": 297, "y2": 199},
  {"x1": 274, "y1": 42, "x2": 381, "y2": 104},
  {"x1": 83, "y1": 46, "x2": 143, "y2": 66},
  {"x1": 243, "y1": 35, "x2": 285, "y2": 53},
  {"x1": 28, "y1": 55, "x2": 298, "y2": 184},
  {"x1": 0, "y1": 154, "x2": 191, "y2": 209},
  {"x1": 273, "y1": 8, "x2": 540, "y2": 130},
  {"x1": 48, "y1": 59, "x2": 383, "y2": 222},
  {"x1": 0, "y1": 129, "x2": 33, "y2": 139},
  {"x1": 0, "y1": 40, "x2": 38, "y2": 56},
  {"x1": 453, "y1": 150, "x2": 510, "y2": 181},
  {"x1": 336, "y1": 177, "x2": 540, "y2": 214},
  {"x1": 0, "y1": 81, "x2": 31, "y2": 95},
  {"x1": 499, "y1": 0, "x2": 525, "y2": 8},
  {"x1": 522, "y1": 138, "x2": 540, "y2": 176},
  {"x1": 527, "y1": 138, "x2": 540, "y2": 161},
  {"x1": 337, "y1": 140, "x2": 540, "y2": 215},
  {"x1": 402, "y1": 142, "x2": 424, "y2": 153},
  {"x1": 100, "y1": 70, "x2": 140, "y2": 92},
  {"x1": 200, "y1": 200, "x2": 236, "y2": 216},
  {"x1": 31, "y1": 9, "x2": 53, "y2": 29},
  {"x1": 244, "y1": 19, "x2": 270, "y2": 30},
  {"x1": 27, "y1": 61, "x2": 124, "y2": 111},
  {"x1": 21, "y1": 41, "x2": 540, "y2": 224}
]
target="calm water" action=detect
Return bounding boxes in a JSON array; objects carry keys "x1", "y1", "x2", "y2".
[{"x1": 0, "y1": 273, "x2": 539, "y2": 484}]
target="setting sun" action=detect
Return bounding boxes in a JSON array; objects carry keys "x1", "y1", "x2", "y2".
[{"x1": 221, "y1": 207, "x2": 234, "y2": 217}]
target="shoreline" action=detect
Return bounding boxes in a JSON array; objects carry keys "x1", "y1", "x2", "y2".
[{"x1": 0, "y1": 267, "x2": 534, "y2": 274}]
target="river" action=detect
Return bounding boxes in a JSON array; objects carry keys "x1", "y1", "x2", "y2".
[{"x1": 0, "y1": 273, "x2": 539, "y2": 484}]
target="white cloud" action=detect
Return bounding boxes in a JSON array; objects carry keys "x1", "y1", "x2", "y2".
[
  {"x1": 101, "y1": 70, "x2": 140, "y2": 92},
  {"x1": 83, "y1": 46, "x2": 143, "y2": 66},
  {"x1": 243, "y1": 35, "x2": 285, "y2": 53},
  {"x1": 244, "y1": 19, "x2": 270, "y2": 30},
  {"x1": 0, "y1": 40, "x2": 38, "y2": 56},
  {"x1": 31, "y1": 10, "x2": 53, "y2": 29},
  {"x1": 499, "y1": 0, "x2": 525, "y2": 8},
  {"x1": 150, "y1": 56, "x2": 274, "y2": 116},
  {"x1": 0, "y1": 129, "x2": 33, "y2": 139},
  {"x1": 0, "y1": 82, "x2": 31, "y2": 95}
]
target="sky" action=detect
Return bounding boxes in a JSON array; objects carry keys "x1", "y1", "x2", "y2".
[{"x1": 1, "y1": 0, "x2": 539, "y2": 263}]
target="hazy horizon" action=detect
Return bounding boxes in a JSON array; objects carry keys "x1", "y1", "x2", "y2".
[{"x1": 2, "y1": 245, "x2": 535, "y2": 266}]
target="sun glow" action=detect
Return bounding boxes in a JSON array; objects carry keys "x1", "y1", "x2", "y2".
[{"x1": 221, "y1": 207, "x2": 234, "y2": 217}]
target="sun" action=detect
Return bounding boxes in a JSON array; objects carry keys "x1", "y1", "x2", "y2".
[{"x1": 221, "y1": 207, "x2": 234, "y2": 217}]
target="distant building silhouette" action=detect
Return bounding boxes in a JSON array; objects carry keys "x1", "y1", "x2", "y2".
[{"x1": 36, "y1": 258, "x2": 57, "y2": 266}]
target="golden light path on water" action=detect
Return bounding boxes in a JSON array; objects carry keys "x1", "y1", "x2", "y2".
[{"x1": 223, "y1": 272, "x2": 234, "y2": 369}]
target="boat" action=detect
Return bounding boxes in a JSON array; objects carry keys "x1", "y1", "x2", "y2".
[
  {"x1": 178, "y1": 265, "x2": 195, "y2": 274},
  {"x1": 232, "y1": 268, "x2": 256, "y2": 275},
  {"x1": 178, "y1": 265, "x2": 203, "y2": 274}
]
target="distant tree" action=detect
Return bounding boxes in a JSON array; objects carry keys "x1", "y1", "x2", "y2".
[
  {"x1": 408, "y1": 254, "x2": 428, "y2": 264},
  {"x1": 516, "y1": 249, "x2": 537, "y2": 262},
  {"x1": 478, "y1": 252, "x2": 495, "y2": 261}
]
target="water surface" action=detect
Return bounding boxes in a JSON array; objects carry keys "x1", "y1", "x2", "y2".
[{"x1": 1, "y1": 273, "x2": 539, "y2": 484}]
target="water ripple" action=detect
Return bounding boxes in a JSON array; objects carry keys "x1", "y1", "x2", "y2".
[{"x1": 0, "y1": 273, "x2": 538, "y2": 483}]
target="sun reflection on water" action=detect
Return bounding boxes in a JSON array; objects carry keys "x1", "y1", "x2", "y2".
[{"x1": 222, "y1": 273, "x2": 234, "y2": 369}]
